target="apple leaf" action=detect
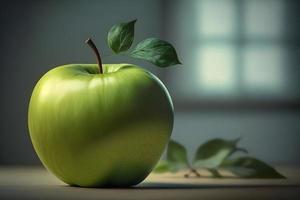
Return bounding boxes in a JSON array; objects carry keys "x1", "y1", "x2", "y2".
[
  {"x1": 193, "y1": 138, "x2": 245, "y2": 169},
  {"x1": 166, "y1": 140, "x2": 189, "y2": 171},
  {"x1": 152, "y1": 160, "x2": 172, "y2": 173},
  {"x1": 129, "y1": 38, "x2": 182, "y2": 67},
  {"x1": 221, "y1": 156, "x2": 285, "y2": 178},
  {"x1": 107, "y1": 19, "x2": 136, "y2": 54}
]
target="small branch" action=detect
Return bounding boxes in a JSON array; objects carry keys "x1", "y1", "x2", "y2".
[
  {"x1": 191, "y1": 168, "x2": 201, "y2": 177},
  {"x1": 184, "y1": 168, "x2": 201, "y2": 178}
]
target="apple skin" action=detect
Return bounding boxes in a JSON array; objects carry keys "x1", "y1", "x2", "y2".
[{"x1": 28, "y1": 64, "x2": 173, "y2": 187}]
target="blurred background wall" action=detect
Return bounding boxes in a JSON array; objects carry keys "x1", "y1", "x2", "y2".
[{"x1": 0, "y1": 0, "x2": 299, "y2": 165}]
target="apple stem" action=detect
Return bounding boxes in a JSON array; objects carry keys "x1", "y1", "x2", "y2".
[{"x1": 85, "y1": 38, "x2": 103, "y2": 74}]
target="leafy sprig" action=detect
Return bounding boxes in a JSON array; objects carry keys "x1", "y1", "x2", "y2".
[
  {"x1": 107, "y1": 19, "x2": 181, "y2": 67},
  {"x1": 153, "y1": 138, "x2": 285, "y2": 179}
]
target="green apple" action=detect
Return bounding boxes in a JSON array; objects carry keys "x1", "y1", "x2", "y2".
[
  {"x1": 28, "y1": 63, "x2": 174, "y2": 187},
  {"x1": 28, "y1": 39, "x2": 174, "y2": 187}
]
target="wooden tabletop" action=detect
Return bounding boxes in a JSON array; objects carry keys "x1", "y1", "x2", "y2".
[{"x1": 0, "y1": 166, "x2": 299, "y2": 200}]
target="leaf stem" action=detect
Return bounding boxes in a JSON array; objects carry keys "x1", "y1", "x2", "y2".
[
  {"x1": 191, "y1": 168, "x2": 201, "y2": 177},
  {"x1": 184, "y1": 168, "x2": 201, "y2": 178},
  {"x1": 85, "y1": 38, "x2": 103, "y2": 74},
  {"x1": 236, "y1": 148, "x2": 248, "y2": 154},
  {"x1": 208, "y1": 169, "x2": 222, "y2": 178}
]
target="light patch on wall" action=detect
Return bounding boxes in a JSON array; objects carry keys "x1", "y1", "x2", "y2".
[
  {"x1": 197, "y1": 0, "x2": 237, "y2": 38},
  {"x1": 243, "y1": 45, "x2": 286, "y2": 96},
  {"x1": 244, "y1": 0, "x2": 284, "y2": 38},
  {"x1": 197, "y1": 45, "x2": 237, "y2": 96}
]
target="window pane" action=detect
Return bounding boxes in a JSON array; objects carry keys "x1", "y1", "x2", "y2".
[
  {"x1": 243, "y1": 45, "x2": 286, "y2": 96},
  {"x1": 197, "y1": 0, "x2": 237, "y2": 38},
  {"x1": 197, "y1": 45, "x2": 237, "y2": 96},
  {"x1": 244, "y1": 0, "x2": 284, "y2": 38}
]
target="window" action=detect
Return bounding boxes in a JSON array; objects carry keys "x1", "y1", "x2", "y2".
[
  {"x1": 197, "y1": 0, "x2": 237, "y2": 38},
  {"x1": 169, "y1": 0, "x2": 293, "y2": 101},
  {"x1": 243, "y1": 45, "x2": 286, "y2": 96},
  {"x1": 197, "y1": 45, "x2": 237, "y2": 96}
]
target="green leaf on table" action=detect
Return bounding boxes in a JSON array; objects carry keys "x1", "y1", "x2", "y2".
[
  {"x1": 193, "y1": 138, "x2": 245, "y2": 169},
  {"x1": 207, "y1": 168, "x2": 222, "y2": 178},
  {"x1": 152, "y1": 160, "x2": 172, "y2": 173},
  {"x1": 129, "y1": 38, "x2": 182, "y2": 67},
  {"x1": 107, "y1": 19, "x2": 136, "y2": 53},
  {"x1": 166, "y1": 140, "x2": 189, "y2": 171},
  {"x1": 221, "y1": 156, "x2": 285, "y2": 178}
]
